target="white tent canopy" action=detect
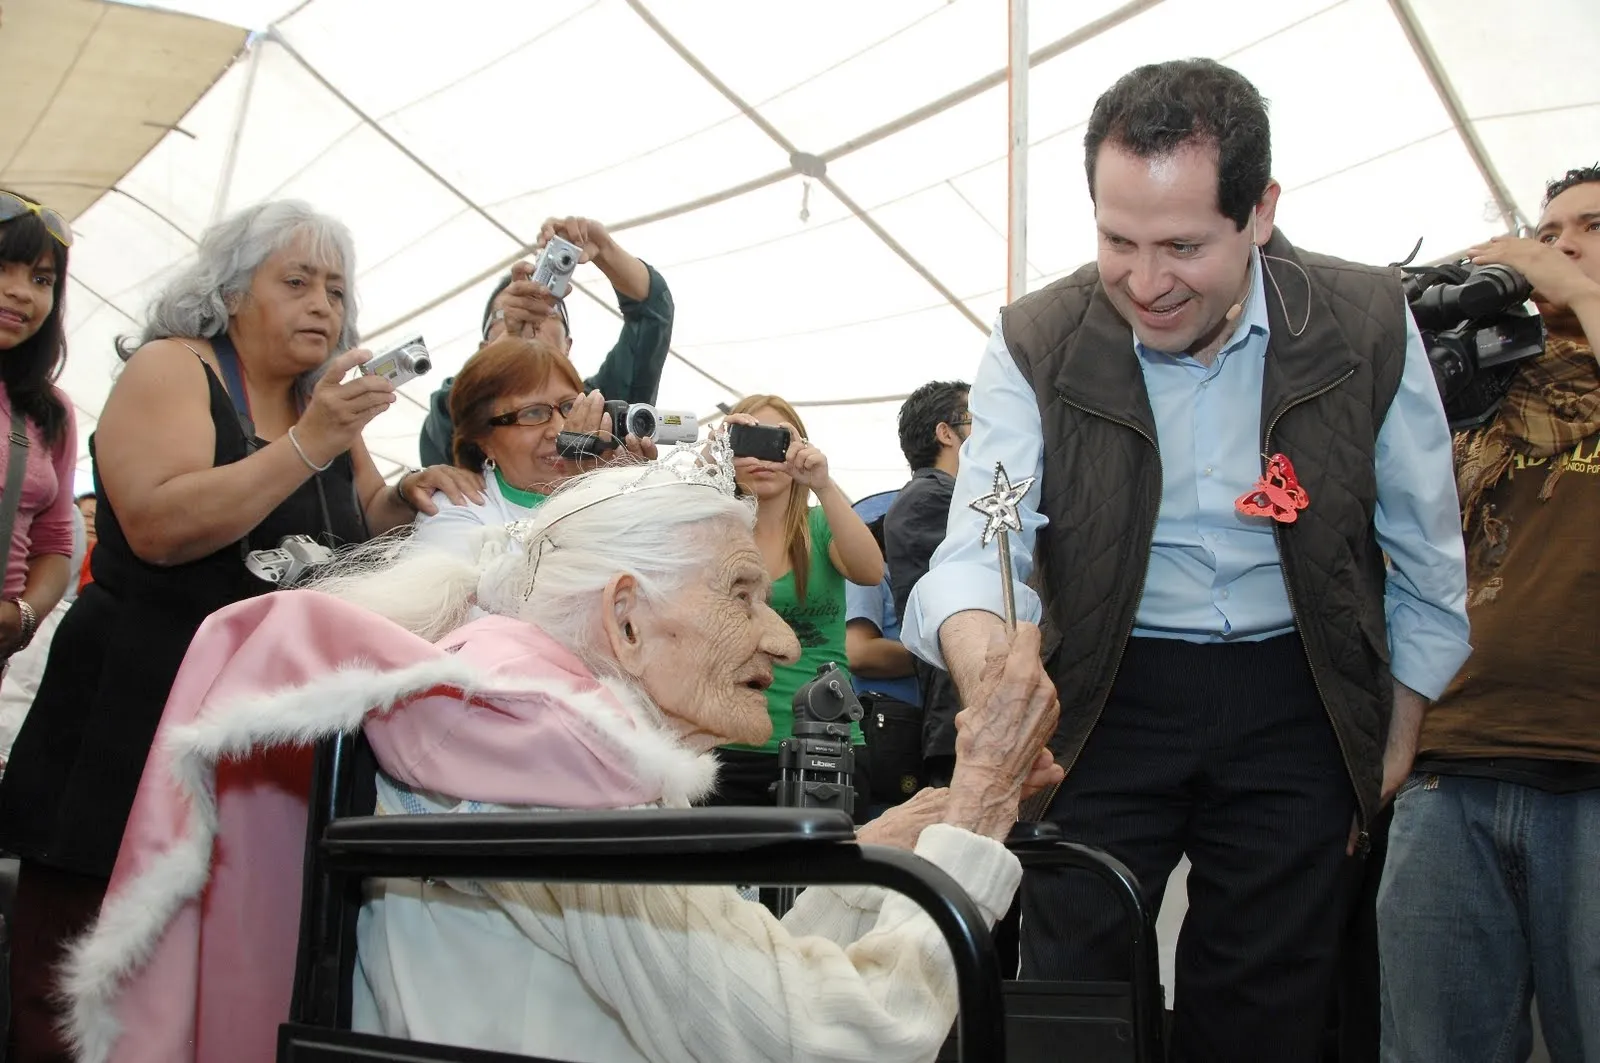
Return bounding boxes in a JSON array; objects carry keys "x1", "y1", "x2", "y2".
[{"x1": 56, "y1": 0, "x2": 1600, "y2": 496}]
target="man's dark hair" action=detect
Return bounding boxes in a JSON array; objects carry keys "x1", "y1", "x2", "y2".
[
  {"x1": 1083, "y1": 58, "x2": 1271, "y2": 231},
  {"x1": 481, "y1": 272, "x2": 570, "y2": 342},
  {"x1": 1545, "y1": 164, "x2": 1600, "y2": 207},
  {"x1": 897, "y1": 380, "x2": 969, "y2": 471}
]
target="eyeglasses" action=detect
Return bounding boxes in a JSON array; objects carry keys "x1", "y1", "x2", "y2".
[
  {"x1": 0, "y1": 193, "x2": 72, "y2": 248},
  {"x1": 948, "y1": 417, "x2": 973, "y2": 430},
  {"x1": 488, "y1": 397, "x2": 578, "y2": 428}
]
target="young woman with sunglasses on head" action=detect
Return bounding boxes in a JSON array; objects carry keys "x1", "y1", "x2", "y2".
[
  {"x1": 0, "y1": 192, "x2": 78, "y2": 688},
  {"x1": 410, "y1": 334, "x2": 655, "y2": 558},
  {"x1": 706, "y1": 394, "x2": 884, "y2": 817}
]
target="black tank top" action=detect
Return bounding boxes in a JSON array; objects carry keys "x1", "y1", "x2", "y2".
[{"x1": 0, "y1": 355, "x2": 368, "y2": 875}]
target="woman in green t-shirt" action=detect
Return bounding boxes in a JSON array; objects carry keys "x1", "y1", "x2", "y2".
[{"x1": 710, "y1": 395, "x2": 885, "y2": 813}]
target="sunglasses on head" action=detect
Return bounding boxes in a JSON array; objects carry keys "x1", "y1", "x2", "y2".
[
  {"x1": 488, "y1": 397, "x2": 578, "y2": 428},
  {"x1": 0, "y1": 193, "x2": 72, "y2": 248}
]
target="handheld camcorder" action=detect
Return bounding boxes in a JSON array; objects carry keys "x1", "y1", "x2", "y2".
[
  {"x1": 775, "y1": 662, "x2": 863, "y2": 816},
  {"x1": 245, "y1": 535, "x2": 335, "y2": 587},
  {"x1": 359, "y1": 336, "x2": 432, "y2": 388},
  {"x1": 555, "y1": 401, "x2": 700, "y2": 460},
  {"x1": 603, "y1": 400, "x2": 699, "y2": 445},
  {"x1": 1401, "y1": 261, "x2": 1546, "y2": 430},
  {"x1": 532, "y1": 235, "x2": 583, "y2": 299}
]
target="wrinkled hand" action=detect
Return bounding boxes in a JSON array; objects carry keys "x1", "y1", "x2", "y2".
[
  {"x1": 1468, "y1": 235, "x2": 1600, "y2": 314},
  {"x1": 293, "y1": 349, "x2": 397, "y2": 466},
  {"x1": 954, "y1": 625, "x2": 1059, "y2": 782},
  {"x1": 951, "y1": 713, "x2": 1063, "y2": 799},
  {"x1": 855, "y1": 787, "x2": 950, "y2": 851},
  {"x1": 485, "y1": 262, "x2": 564, "y2": 343},
  {"x1": 944, "y1": 624, "x2": 1061, "y2": 840},
  {"x1": 397, "y1": 465, "x2": 485, "y2": 516},
  {"x1": 537, "y1": 216, "x2": 615, "y2": 266}
]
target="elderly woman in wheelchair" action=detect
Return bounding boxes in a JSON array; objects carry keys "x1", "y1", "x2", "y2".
[{"x1": 60, "y1": 447, "x2": 1061, "y2": 1063}]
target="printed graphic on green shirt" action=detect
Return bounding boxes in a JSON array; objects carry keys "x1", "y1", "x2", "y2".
[{"x1": 728, "y1": 507, "x2": 863, "y2": 754}]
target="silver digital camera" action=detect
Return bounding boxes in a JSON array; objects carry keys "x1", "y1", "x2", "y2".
[
  {"x1": 531, "y1": 236, "x2": 582, "y2": 298},
  {"x1": 360, "y1": 336, "x2": 432, "y2": 387},
  {"x1": 245, "y1": 535, "x2": 336, "y2": 587}
]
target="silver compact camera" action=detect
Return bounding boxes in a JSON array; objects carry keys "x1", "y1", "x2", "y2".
[
  {"x1": 360, "y1": 336, "x2": 432, "y2": 387},
  {"x1": 245, "y1": 535, "x2": 335, "y2": 587},
  {"x1": 531, "y1": 235, "x2": 583, "y2": 298}
]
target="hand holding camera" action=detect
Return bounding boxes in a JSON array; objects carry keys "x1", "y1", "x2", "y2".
[
  {"x1": 487, "y1": 262, "x2": 565, "y2": 342},
  {"x1": 1468, "y1": 234, "x2": 1600, "y2": 315},
  {"x1": 723, "y1": 413, "x2": 829, "y2": 490},
  {"x1": 536, "y1": 216, "x2": 615, "y2": 270},
  {"x1": 292, "y1": 347, "x2": 400, "y2": 467}
]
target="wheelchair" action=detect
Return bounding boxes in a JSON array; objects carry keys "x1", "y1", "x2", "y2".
[{"x1": 278, "y1": 735, "x2": 1163, "y2": 1063}]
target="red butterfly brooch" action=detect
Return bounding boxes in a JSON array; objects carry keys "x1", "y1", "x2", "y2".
[{"x1": 1235, "y1": 453, "x2": 1309, "y2": 524}]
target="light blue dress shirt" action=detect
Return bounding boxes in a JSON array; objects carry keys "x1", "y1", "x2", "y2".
[
  {"x1": 902, "y1": 248, "x2": 1471, "y2": 700},
  {"x1": 845, "y1": 578, "x2": 923, "y2": 706}
]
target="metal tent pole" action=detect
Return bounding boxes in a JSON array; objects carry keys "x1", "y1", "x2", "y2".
[{"x1": 1008, "y1": 0, "x2": 1029, "y2": 303}]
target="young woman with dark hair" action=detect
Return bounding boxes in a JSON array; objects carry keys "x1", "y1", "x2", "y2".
[{"x1": 0, "y1": 191, "x2": 78, "y2": 675}]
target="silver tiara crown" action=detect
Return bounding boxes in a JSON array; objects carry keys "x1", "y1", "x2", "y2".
[{"x1": 504, "y1": 429, "x2": 741, "y2": 553}]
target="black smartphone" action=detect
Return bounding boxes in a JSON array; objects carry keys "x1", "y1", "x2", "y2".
[{"x1": 728, "y1": 423, "x2": 791, "y2": 462}]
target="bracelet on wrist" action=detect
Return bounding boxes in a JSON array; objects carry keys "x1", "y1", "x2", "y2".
[
  {"x1": 287, "y1": 426, "x2": 335, "y2": 473},
  {"x1": 393, "y1": 468, "x2": 423, "y2": 511},
  {"x1": 9, "y1": 598, "x2": 38, "y2": 649}
]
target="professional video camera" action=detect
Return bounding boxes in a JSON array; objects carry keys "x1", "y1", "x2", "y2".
[
  {"x1": 1400, "y1": 260, "x2": 1546, "y2": 430},
  {"x1": 775, "y1": 662, "x2": 863, "y2": 816}
]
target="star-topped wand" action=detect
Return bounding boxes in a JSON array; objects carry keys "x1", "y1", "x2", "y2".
[{"x1": 968, "y1": 462, "x2": 1036, "y2": 633}]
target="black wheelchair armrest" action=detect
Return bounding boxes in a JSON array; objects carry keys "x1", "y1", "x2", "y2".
[
  {"x1": 322, "y1": 806, "x2": 856, "y2": 860},
  {"x1": 312, "y1": 807, "x2": 1007, "y2": 1062}
]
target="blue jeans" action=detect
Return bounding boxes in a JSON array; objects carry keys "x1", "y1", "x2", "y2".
[{"x1": 1377, "y1": 773, "x2": 1600, "y2": 1063}]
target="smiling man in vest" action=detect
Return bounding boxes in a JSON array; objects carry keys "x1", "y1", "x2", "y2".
[{"x1": 901, "y1": 59, "x2": 1470, "y2": 1060}]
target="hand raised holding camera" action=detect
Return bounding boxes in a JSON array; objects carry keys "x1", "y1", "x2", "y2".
[
  {"x1": 537, "y1": 216, "x2": 615, "y2": 265},
  {"x1": 290, "y1": 348, "x2": 397, "y2": 468},
  {"x1": 486, "y1": 262, "x2": 564, "y2": 343}
]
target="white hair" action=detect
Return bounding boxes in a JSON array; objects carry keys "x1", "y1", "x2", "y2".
[
  {"x1": 309, "y1": 465, "x2": 756, "y2": 674},
  {"x1": 120, "y1": 200, "x2": 360, "y2": 373}
]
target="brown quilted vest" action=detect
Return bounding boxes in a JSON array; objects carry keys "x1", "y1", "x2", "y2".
[{"x1": 1001, "y1": 229, "x2": 1408, "y2": 827}]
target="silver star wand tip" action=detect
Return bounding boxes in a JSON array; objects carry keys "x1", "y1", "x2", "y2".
[{"x1": 968, "y1": 462, "x2": 1035, "y2": 632}]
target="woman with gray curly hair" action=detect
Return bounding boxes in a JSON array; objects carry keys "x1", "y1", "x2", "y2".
[{"x1": 0, "y1": 199, "x2": 479, "y2": 1062}]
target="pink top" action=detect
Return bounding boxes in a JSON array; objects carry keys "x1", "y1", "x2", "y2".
[{"x1": 0, "y1": 384, "x2": 78, "y2": 597}]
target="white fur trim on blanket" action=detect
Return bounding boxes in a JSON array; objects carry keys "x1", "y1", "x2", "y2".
[{"x1": 61, "y1": 655, "x2": 719, "y2": 1063}]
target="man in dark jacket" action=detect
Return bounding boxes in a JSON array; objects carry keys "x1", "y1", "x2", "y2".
[
  {"x1": 882, "y1": 380, "x2": 968, "y2": 785},
  {"x1": 901, "y1": 59, "x2": 1470, "y2": 1060},
  {"x1": 419, "y1": 216, "x2": 674, "y2": 467}
]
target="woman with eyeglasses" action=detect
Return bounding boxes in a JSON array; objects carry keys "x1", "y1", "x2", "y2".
[
  {"x1": 0, "y1": 191, "x2": 77, "y2": 693},
  {"x1": 410, "y1": 335, "x2": 652, "y2": 557},
  {"x1": 0, "y1": 199, "x2": 478, "y2": 1063}
]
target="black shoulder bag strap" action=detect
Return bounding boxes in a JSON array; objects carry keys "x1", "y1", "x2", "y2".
[{"x1": 0, "y1": 407, "x2": 30, "y2": 564}]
